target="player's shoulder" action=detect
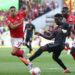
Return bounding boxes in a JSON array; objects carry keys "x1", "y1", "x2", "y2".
[
  {"x1": 19, "y1": 10, "x2": 24, "y2": 14},
  {"x1": 6, "y1": 15, "x2": 11, "y2": 21},
  {"x1": 18, "y1": 10, "x2": 26, "y2": 17},
  {"x1": 68, "y1": 14, "x2": 75, "y2": 19},
  {"x1": 61, "y1": 22, "x2": 69, "y2": 26}
]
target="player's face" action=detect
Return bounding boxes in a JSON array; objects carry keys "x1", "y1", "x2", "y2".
[
  {"x1": 54, "y1": 17, "x2": 62, "y2": 24},
  {"x1": 62, "y1": 8, "x2": 69, "y2": 16},
  {"x1": 9, "y1": 8, "x2": 16, "y2": 17}
]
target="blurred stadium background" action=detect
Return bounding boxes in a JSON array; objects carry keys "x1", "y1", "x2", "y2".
[
  {"x1": 0, "y1": 0, "x2": 75, "y2": 46},
  {"x1": 0, "y1": 0, "x2": 75, "y2": 75}
]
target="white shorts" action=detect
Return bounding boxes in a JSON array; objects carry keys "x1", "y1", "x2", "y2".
[
  {"x1": 11, "y1": 38, "x2": 23, "y2": 48},
  {"x1": 65, "y1": 37, "x2": 73, "y2": 48},
  {"x1": 72, "y1": 38, "x2": 75, "y2": 48}
]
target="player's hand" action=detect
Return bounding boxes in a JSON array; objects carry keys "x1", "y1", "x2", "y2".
[{"x1": 35, "y1": 32, "x2": 40, "y2": 35}]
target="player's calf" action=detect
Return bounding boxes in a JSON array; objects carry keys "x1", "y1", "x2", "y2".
[
  {"x1": 11, "y1": 48, "x2": 34, "y2": 70},
  {"x1": 11, "y1": 49, "x2": 24, "y2": 58}
]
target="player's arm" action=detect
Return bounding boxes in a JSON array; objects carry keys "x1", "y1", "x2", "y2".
[
  {"x1": 10, "y1": 23, "x2": 21, "y2": 29},
  {"x1": 24, "y1": 24, "x2": 27, "y2": 33},
  {"x1": 26, "y1": 0, "x2": 32, "y2": 11},
  {"x1": 23, "y1": 0, "x2": 31, "y2": 14},
  {"x1": 35, "y1": 32, "x2": 54, "y2": 40},
  {"x1": 7, "y1": 20, "x2": 22, "y2": 30},
  {"x1": 33, "y1": 25, "x2": 36, "y2": 33},
  {"x1": 64, "y1": 23, "x2": 72, "y2": 36}
]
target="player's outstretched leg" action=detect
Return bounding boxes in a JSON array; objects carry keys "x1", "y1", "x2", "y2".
[
  {"x1": 29, "y1": 46, "x2": 45, "y2": 61},
  {"x1": 29, "y1": 48, "x2": 43, "y2": 61}
]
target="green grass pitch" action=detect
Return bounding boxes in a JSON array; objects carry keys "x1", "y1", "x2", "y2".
[{"x1": 0, "y1": 47, "x2": 75, "y2": 75}]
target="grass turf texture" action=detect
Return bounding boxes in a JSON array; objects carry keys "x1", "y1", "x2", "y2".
[{"x1": 0, "y1": 47, "x2": 75, "y2": 75}]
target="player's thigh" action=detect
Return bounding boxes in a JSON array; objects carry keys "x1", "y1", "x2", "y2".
[
  {"x1": 52, "y1": 46, "x2": 64, "y2": 58},
  {"x1": 40, "y1": 43, "x2": 55, "y2": 52},
  {"x1": 40, "y1": 44, "x2": 48, "y2": 51},
  {"x1": 29, "y1": 37, "x2": 33, "y2": 42},
  {"x1": 11, "y1": 38, "x2": 23, "y2": 53},
  {"x1": 46, "y1": 43, "x2": 59, "y2": 52},
  {"x1": 12, "y1": 46, "x2": 20, "y2": 54},
  {"x1": 28, "y1": 34, "x2": 33, "y2": 42},
  {"x1": 26, "y1": 36, "x2": 30, "y2": 42}
]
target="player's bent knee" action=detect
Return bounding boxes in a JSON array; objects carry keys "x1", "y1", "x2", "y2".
[
  {"x1": 11, "y1": 52, "x2": 16, "y2": 56},
  {"x1": 40, "y1": 46, "x2": 47, "y2": 51},
  {"x1": 11, "y1": 50, "x2": 24, "y2": 57}
]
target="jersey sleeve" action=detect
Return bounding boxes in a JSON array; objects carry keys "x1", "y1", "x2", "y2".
[
  {"x1": 5, "y1": 17, "x2": 10, "y2": 26},
  {"x1": 5, "y1": 17, "x2": 13, "y2": 28},
  {"x1": 19, "y1": 10, "x2": 26, "y2": 19}
]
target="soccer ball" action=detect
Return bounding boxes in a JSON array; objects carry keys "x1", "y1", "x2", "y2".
[{"x1": 30, "y1": 67, "x2": 41, "y2": 75}]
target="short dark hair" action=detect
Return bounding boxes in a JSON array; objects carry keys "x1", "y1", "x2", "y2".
[
  {"x1": 62, "y1": 7, "x2": 69, "y2": 10},
  {"x1": 54, "y1": 13, "x2": 63, "y2": 18},
  {"x1": 10, "y1": 6, "x2": 16, "y2": 9}
]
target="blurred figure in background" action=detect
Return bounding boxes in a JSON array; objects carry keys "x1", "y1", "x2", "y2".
[
  {"x1": 62, "y1": 7, "x2": 75, "y2": 54},
  {"x1": 24, "y1": 19, "x2": 35, "y2": 56},
  {"x1": 62, "y1": 7, "x2": 75, "y2": 30}
]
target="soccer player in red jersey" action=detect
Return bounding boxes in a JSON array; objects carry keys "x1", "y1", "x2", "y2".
[
  {"x1": 62, "y1": 7, "x2": 75, "y2": 59},
  {"x1": 6, "y1": 6, "x2": 36, "y2": 75},
  {"x1": 62, "y1": 7, "x2": 75, "y2": 30}
]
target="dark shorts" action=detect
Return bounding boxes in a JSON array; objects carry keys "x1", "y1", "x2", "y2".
[
  {"x1": 44, "y1": 43, "x2": 65, "y2": 55},
  {"x1": 26, "y1": 34, "x2": 33, "y2": 42}
]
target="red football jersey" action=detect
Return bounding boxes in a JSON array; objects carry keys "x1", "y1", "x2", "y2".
[
  {"x1": 66, "y1": 15, "x2": 75, "y2": 25},
  {"x1": 6, "y1": 11, "x2": 25, "y2": 38},
  {"x1": 18, "y1": 10, "x2": 26, "y2": 19},
  {"x1": 66, "y1": 15, "x2": 75, "y2": 30}
]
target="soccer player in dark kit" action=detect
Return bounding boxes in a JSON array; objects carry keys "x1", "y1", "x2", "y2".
[
  {"x1": 24, "y1": 19, "x2": 35, "y2": 55},
  {"x1": 28, "y1": 13, "x2": 71, "y2": 73}
]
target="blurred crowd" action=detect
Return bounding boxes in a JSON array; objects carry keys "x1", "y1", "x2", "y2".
[
  {"x1": 20, "y1": 0, "x2": 59, "y2": 20},
  {"x1": 0, "y1": 0, "x2": 59, "y2": 45},
  {"x1": 0, "y1": 0, "x2": 59, "y2": 32}
]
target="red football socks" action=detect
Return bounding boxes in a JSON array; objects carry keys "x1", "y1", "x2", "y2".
[{"x1": 15, "y1": 50, "x2": 24, "y2": 57}]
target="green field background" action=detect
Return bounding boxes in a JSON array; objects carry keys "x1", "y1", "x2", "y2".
[{"x1": 0, "y1": 48, "x2": 75, "y2": 75}]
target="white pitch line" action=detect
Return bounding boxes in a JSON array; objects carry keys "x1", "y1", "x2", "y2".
[
  {"x1": 42, "y1": 67, "x2": 75, "y2": 71},
  {"x1": 48, "y1": 67, "x2": 60, "y2": 70}
]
